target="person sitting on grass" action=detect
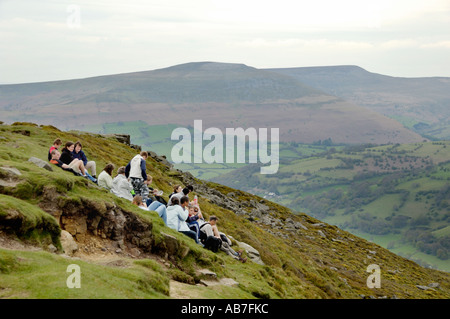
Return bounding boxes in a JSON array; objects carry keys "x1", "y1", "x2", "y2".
[
  {"x1": 49, "y1": 149, "x2": 82, "y2": 176},
  {"x1": 111, "y1": 166, "x2": 134, "y2": 201},
  {"x1": 48, "y1": 138, "x2": 62, "y2": 161},
  {"x1": 169, "y1": 184, "x2": 182, "y2": 199},
  {"x1": 72, "y1": 141, "x2": 97, "y2": 179},
  {"x1": 200, "y1": 216, "x2": 246, "y2": 262},
  {"x1": 59, "y1": 141, "x2": 96, "y2": 183},
  {"x1": 145, "y1": 175, "x2": 167, "y2": 206},
  {"x1": 97, "y1": 163, "x2": 115, "y2": 191},
  {"x1": 166, "y1": 197, "x2": 199, "y2": 244},
  {"x1": 187, "y1": 204, "x2": 204, "y2": 239},
  {"x1": 167, "y1": 185, "x2": 194, "y2": 206},
  {"x1": 132, "y1": 195, "x2": 167, "y2": 225},
  {"x1": 132, "y1": 195, "x2": 148, "y2": 210}
]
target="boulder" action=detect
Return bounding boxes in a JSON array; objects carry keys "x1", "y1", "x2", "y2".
[
  {"x1": 197, "y1": 269, "x2": 217, "y2": 279},
  {"x1": 416, "y1": 285, "x2": 436, "y2": 291},
  {"x1": 0, "y1": 166, "x2": 22, "y2": 187},
  {"x1": 233, "y1": 239, "x2": 265, "y2": 266},
  {"x1": 104, "y1": 134, "x2": 130, "y2": 145},
  {"x1": 60, "y1": 230, "x2": 78, "y2": 256},
  {"x1": 160, "y1": 232, "x2": 179, "y2": 257},
  {"x1": 428, "y1": 283, "x2": 440, "y2": 289},
  {"x1": 148, "y1": 151, "x2": 173, "y2": 168},
  {"x1": 28, "y1": 157, "x2": 53, "y2": 172},
  {"x1": 0, "y1": 166, "x2": 21, "y2": 176}
]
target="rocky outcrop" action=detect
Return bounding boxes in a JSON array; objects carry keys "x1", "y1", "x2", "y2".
[
  {"x1": 28, "y1": 157, "x2": 53, "y2": 172},
  {"x1": 37, "y1": 186, "x2": 190, "y2": 261},
  {"x1": 54, "y1": 196, "x2": 154, "y2": 254},
  {"x1": 100, "y1": 133, "x2": 141, "y2": 151},
  {"x1": 148, "y1": 151, "x2": 173, "y2": 169},
  {"x1": 0, "y1": 166, "x2": 23, "y2": 188},
  {"x1": 231, "y1": 239, "x2": 265, "y2": 266}
]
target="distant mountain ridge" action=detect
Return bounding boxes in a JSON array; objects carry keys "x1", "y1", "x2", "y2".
[
  {"x1": 0, "y1": 61, "x2": 431, "y2": 144},
  {"x1": 268, "y1": 65, "x2": 450, "y2": 140}
]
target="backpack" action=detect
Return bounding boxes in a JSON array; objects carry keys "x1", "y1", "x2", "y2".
[
  {"x1": 199, "y1": 223, "x2": 222, "y2": 252},
  {"x1": 219, "y1": 233, "x2": 232, "y2": 246},
  {"x1": 203, "y1": 236, "x2": 222, "y2": 253}
]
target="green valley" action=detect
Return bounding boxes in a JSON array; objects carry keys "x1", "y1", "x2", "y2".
[{"x1": 213, "y1": 141, "x2": 450, "y2": 271}]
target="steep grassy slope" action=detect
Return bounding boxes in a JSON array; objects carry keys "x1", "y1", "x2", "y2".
[{"x1": 0, "y1": 122, "x2": 449, "y2": 299}]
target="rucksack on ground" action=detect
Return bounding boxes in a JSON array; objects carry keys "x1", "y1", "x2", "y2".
[
  {"x1": 203, "y1": 235, "x2": 222, "y2": 252},
  {"x1": 199, "y1": 222, "x2": 222, "y2": 252}
]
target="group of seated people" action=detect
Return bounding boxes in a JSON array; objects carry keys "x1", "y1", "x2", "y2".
[
  {"x1": 47, "y1": 140, "x2": 246, "y2": 262},
  {"x1": 48, "y1": 138, "x2": 97, "y2": 183},
  {"x1": 132, "y1": 192, "x2": 245, "y2": 262}
]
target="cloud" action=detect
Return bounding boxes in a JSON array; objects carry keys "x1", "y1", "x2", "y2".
[
  {"x1": 379, "y1": 39, "x2": 419, "y2": 50},
  {"x1": 0, "y1": 0, "x2": 450, "y2": 83},
  {"x1": 421, "y1": 41, "x2": 450, "y2": 49}
]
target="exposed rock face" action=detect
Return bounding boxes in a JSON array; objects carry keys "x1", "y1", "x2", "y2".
[
  {"x1": 98, "y1": 133, "x2": 141, "y2": 151},
  {"x1": 34, "y1": 184, "x2": 196, "y2": 262},
  {"x1": 148, "y1": 151, "x2": 173, "y2": 169},
  {"x1": 103, "y1": 134, "x2": 131, "y2": 146},
  {"x1": 61, "y1": 197, "x2": 154, "y2": 253},
  {"x1": 0, "y1": 162, "x2": 188, "y2": 263},
  {"x1": 37, "y1": 186, "x2": 158, "y2": 257}
]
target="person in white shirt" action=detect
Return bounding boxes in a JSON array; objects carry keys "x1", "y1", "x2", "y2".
[
  {"x1": 125, "y1": 151, "x2": 149, "y2": 202},
  {"x1": 97, "y1": 163, "x2": 114, "y2": 190},
  {"x1": 111, "y1": 166, "x2": 133, "y2": 201},
  {"x1": 166, "y1": 196, "x2": 199, "y2": 243}
]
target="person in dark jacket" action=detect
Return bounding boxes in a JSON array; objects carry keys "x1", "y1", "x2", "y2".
[
  {"x1": 49, "y1": 149, "x2": 78, "y2": 175},
  {"x1": 60, "y1": 142, "x2": 84, "y2": 172},
  {"x1": 60, "y1": 142, "x2": 96, "y2": 183},
  {"x1": 72, "y1": 141, "x2": 97, "y2": 178}
]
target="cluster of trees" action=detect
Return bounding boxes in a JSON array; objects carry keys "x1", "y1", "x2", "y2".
[
  {"x1": 347, "y1": 218, "x2": 392, "y2": 235},
  {"x1": 293, "y1": 171, "x2": 406, "y2": 218},
  {"x1": 404, "y1": 229, "x2": 449, "y2": 260},
  {"x1": 290, "y1": 171, "x2": 449, "y2": 260}
]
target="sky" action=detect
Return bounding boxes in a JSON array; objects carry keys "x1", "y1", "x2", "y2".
[{"x1": 1, "y1": 0, "x2": 450, "y2": 84}]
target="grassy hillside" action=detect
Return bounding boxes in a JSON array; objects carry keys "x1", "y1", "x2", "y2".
[
  {"x1": 0, "y1": 122, "x2": 449, "y2": 299},
  {"x1": 212, "y1": 141, "x2": 450, "y2": 271}
]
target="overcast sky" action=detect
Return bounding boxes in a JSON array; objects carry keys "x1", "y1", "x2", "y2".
[{"x1": 1, "y1": 0, "x2": 450, "y2": 84}]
